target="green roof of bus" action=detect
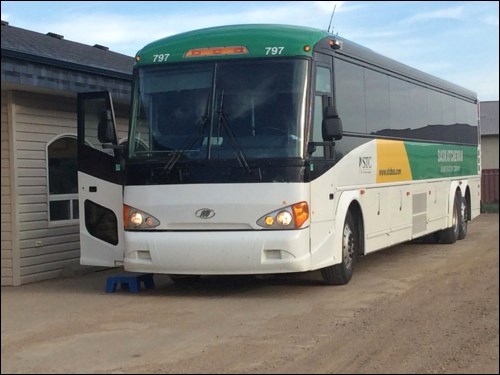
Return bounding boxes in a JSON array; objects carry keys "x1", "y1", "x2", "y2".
[{"x1": 134, "y1": 24, "x2": 329, "y2": 66}]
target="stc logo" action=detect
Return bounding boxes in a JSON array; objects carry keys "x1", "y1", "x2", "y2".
[
  {"x1": 359, "y1": 157, "x2": 372, "y2": 168},
  {"x1": 359, "y1": 157, "x2": 373, "y2": 173}
]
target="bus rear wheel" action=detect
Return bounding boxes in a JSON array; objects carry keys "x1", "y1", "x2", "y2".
[
  {"x1": 438, "y1": 192, "x2": 462, "y2": 244},
  {"x1": 458, "y1": 196, "x2": 468, "y2": 240},
  {"x1": 321, "y1": 211, "x2": 358, "y2": 285}
]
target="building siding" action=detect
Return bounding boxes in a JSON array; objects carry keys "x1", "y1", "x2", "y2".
[
  {"x1": 13, "y1": 91, "x2": 80, "y2": 284},
  {"x1": 2, "y1": 22, "x2": 134, "y2": 285},
  {"x1": 4, "y1": 90, "x2": 130, "y2": 285},
  {"x1": 481, "y1": 169, "x2": 499, "y2": 205},
  {"x1": 481, "y1": 136, "x2": 499, "y2": 170},
  {"x1": 1, "y1": 91, "x2": 14, "y2": 285}
]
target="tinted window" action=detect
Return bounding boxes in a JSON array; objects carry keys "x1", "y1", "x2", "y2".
[
  {"x1": 427, "y1": 89, "x2": 444, "y2": 126},
  {"x1": 85, "y1": 200, "x2": 118, "y2": 245},
  {"x1": 455, "y1": 97, "x2": 468, "y2": 124},
  {"x1": 443, "y1": 94, "x2": 456, "y2": 126},
  {"x1": 316, "y1": 66, "x2": 331, "y2": 93},
  {"x1": 408, "y1": 84, "x2": 428, "y2": 129},
  {"x1": 364, "y1": 69, "x2": 390, "y2": 134},
  {"x1": 130, "y1": 59, "x2": 308, "y2": 160},
  {"x1": 335, "y1": 59, "x2": 366, "y2": 134},
  {"x1": 389, "y1": 77, "x2": 411, "y2": 130},
  {"x1": 311, "y1": 66, "x2": 333, "y2": 158},
  {"x1": 466, "y1": 101, "x2": 478, "y2": 127}
]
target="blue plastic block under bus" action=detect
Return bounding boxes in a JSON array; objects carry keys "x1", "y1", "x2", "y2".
[{"x1": 105, "y1": 273, "x2": 155, "y2": 293}]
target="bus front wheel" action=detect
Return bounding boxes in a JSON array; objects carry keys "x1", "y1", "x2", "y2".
[{"x1": 321, "y1": 211, "x2": 358, "y2": 285}]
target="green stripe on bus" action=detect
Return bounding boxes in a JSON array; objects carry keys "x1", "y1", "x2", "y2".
[{"x1": 404, "y1": 142, "x2": 478, "y2": 180}]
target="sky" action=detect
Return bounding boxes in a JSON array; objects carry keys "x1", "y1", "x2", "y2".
[{"x1": 1, "y1": 1, "x2": 499, "y2": 101}]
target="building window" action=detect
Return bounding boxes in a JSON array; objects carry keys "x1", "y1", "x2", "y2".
[{"x1": 47, "y1": 135, "x2": 78, "y2": 224}]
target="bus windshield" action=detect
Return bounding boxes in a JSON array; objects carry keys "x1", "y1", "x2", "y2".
[{"x1": 128, "y1": 59, "x2": 308, "y2": 161}]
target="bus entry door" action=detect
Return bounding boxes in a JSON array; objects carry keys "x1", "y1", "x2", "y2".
[{"x1": 77, "y1": 92, "x2": 125, "y2": 267}]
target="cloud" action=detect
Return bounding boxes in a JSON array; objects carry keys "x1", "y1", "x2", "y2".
[
  {"x1": 483, "y1": 15, "x2": 499, "y2": 27},
  {"x1": 2, "y1": 1, "x2": 497, "y2": 100},
  {"x1": 404, "y1": 5, "x2": 466, "y2": 24},
  {"x1": 450, "y1": 69, "x2": 499, "y2": 101},
  {"x1": 312, "y1": 1, "x2": 366, "y2": 13},
  {"x1": 37, "y1": 2, "x2": 344, "y2": 56}
]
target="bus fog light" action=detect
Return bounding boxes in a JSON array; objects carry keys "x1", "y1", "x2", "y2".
[
  {"x1": 265, "y1": 216, "x2": 274, "y2": 226},
  {"x1": 276, "y1": 211, "x2": 293, "y2": 226}
]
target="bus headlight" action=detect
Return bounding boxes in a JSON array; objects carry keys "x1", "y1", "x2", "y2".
[
  {"x1": 130, "y1": 212, "x2": 143, "y2": 226},
  {"x1": 276, "y1": 211, "x2": 293, "y2": 226},
  {"x1": 257, "y1": 201, "x2": 309, "y2": 229},
  {"x1": 124, "y1": 204, "x2": 160, "y2": 230}
]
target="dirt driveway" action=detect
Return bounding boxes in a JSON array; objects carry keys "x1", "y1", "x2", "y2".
[{"x1": 1, "y1": 214, "x2": 498, "y2": 374}]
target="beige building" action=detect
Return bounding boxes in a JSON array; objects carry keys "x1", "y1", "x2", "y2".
[
  {"x1": 479, "y1": 101, "x2": 499, "y2": 206},
  {"x1": 480, "y1": 101, "x2": 499, "y2": 170},
  {"x1": 1, "y1": 21, "x2": 134, "y2": 285}
]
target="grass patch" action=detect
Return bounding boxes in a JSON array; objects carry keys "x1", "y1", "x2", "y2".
[{"x1": 481, "y1": 203, "x2": 499, "y2": 214}]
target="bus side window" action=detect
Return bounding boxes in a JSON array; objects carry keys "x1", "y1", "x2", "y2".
[{"x1": 312, "y1": 66, "x2": 332, "y2": 158}]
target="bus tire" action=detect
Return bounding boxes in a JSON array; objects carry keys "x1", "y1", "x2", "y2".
[
  {"x1": 438, "y1": 192, "x2": 461, "y2": 244},
  {"x1": 321, "y1": 211, "x2": 358, "y2": 285},
  {"x1": 458, "y1": 196, "x2": 468, "y2": 240}
]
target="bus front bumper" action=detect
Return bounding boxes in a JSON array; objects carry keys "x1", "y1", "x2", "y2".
[{"x1": 123, "y1": 228, "x2": 311, "y2": 275}]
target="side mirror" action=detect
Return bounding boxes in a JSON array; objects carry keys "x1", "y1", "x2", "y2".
[
  {"x1": 322, "y1": 106, "x2": 343, "y2": 141},
  {"x1": 97, "y1": 110, "x2": 116, "y2": 144}
]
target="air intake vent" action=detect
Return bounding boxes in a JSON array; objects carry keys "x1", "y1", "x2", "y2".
[
  {"x1": 93, "y1": 44, "x2": 109, "y2": 51},
  {"x1": 46, "y1": 32, "x2": 64, "y2": 40}
]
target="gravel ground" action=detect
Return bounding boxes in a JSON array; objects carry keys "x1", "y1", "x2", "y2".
[{"x1": 1, "y1": 214, "x2": 498, "y2": 374}]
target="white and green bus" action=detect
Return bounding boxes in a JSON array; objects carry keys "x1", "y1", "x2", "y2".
[{"x1": 78, "y1": 24, "x2": 480, "y2": 285}]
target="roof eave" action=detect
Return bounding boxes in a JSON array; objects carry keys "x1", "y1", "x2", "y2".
[{"x1": 1, "y1": 48, "x2": 132, "y2": 81}]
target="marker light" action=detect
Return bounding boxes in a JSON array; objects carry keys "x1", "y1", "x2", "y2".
[
  {"x1": 329, "y1": 39, "x2": 342, "y2": 50},
  {"x1": 257, "y1": 201, "x2": 309, "y2": 229},
  {"x1": 135, "y1": 55, "x2": 141, "y2": 62},
  {"x1": 185, "y1": 46, "x2": 249, "y2": 58},
  {"x1": 123, "y1": 204, "x2": 160, "y2": 230},
  {"x1": 292, "y1": 202, "x2": 309, "y2": 228},
  {"x1": 303, "y1": 45, "x2": 311, "y2": 52}
]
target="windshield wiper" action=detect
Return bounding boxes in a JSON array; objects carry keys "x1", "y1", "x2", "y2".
[
  {"x1": 162, "y1": 96, "x2": 211, "y2": 175},
  {"x1": 216, "y1": 90, "x2": 251, "y2": 174}
]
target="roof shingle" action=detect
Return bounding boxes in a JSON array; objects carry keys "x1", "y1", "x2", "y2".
[{"x1": 1, "y1": 21, "x2": 134, "y2": 75}]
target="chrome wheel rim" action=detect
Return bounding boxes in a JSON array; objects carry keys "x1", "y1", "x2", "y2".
[
  {"x1": 343, "y1": 223, "x2": 354, "y2": 269},
  {"x1": 453, "y1": 199, "x2": 459, "y2": 235}
]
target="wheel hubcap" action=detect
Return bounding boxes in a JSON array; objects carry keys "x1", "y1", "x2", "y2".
[
  {"x1": 452, "y1": 200, "x2": 459, "y2": 235},
  {"x1": 343, "y1": 224, "x2": 354, "y2": 269},
  {"x1": 460, "y1": 200, "x2": 467, "y2": 231}
]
